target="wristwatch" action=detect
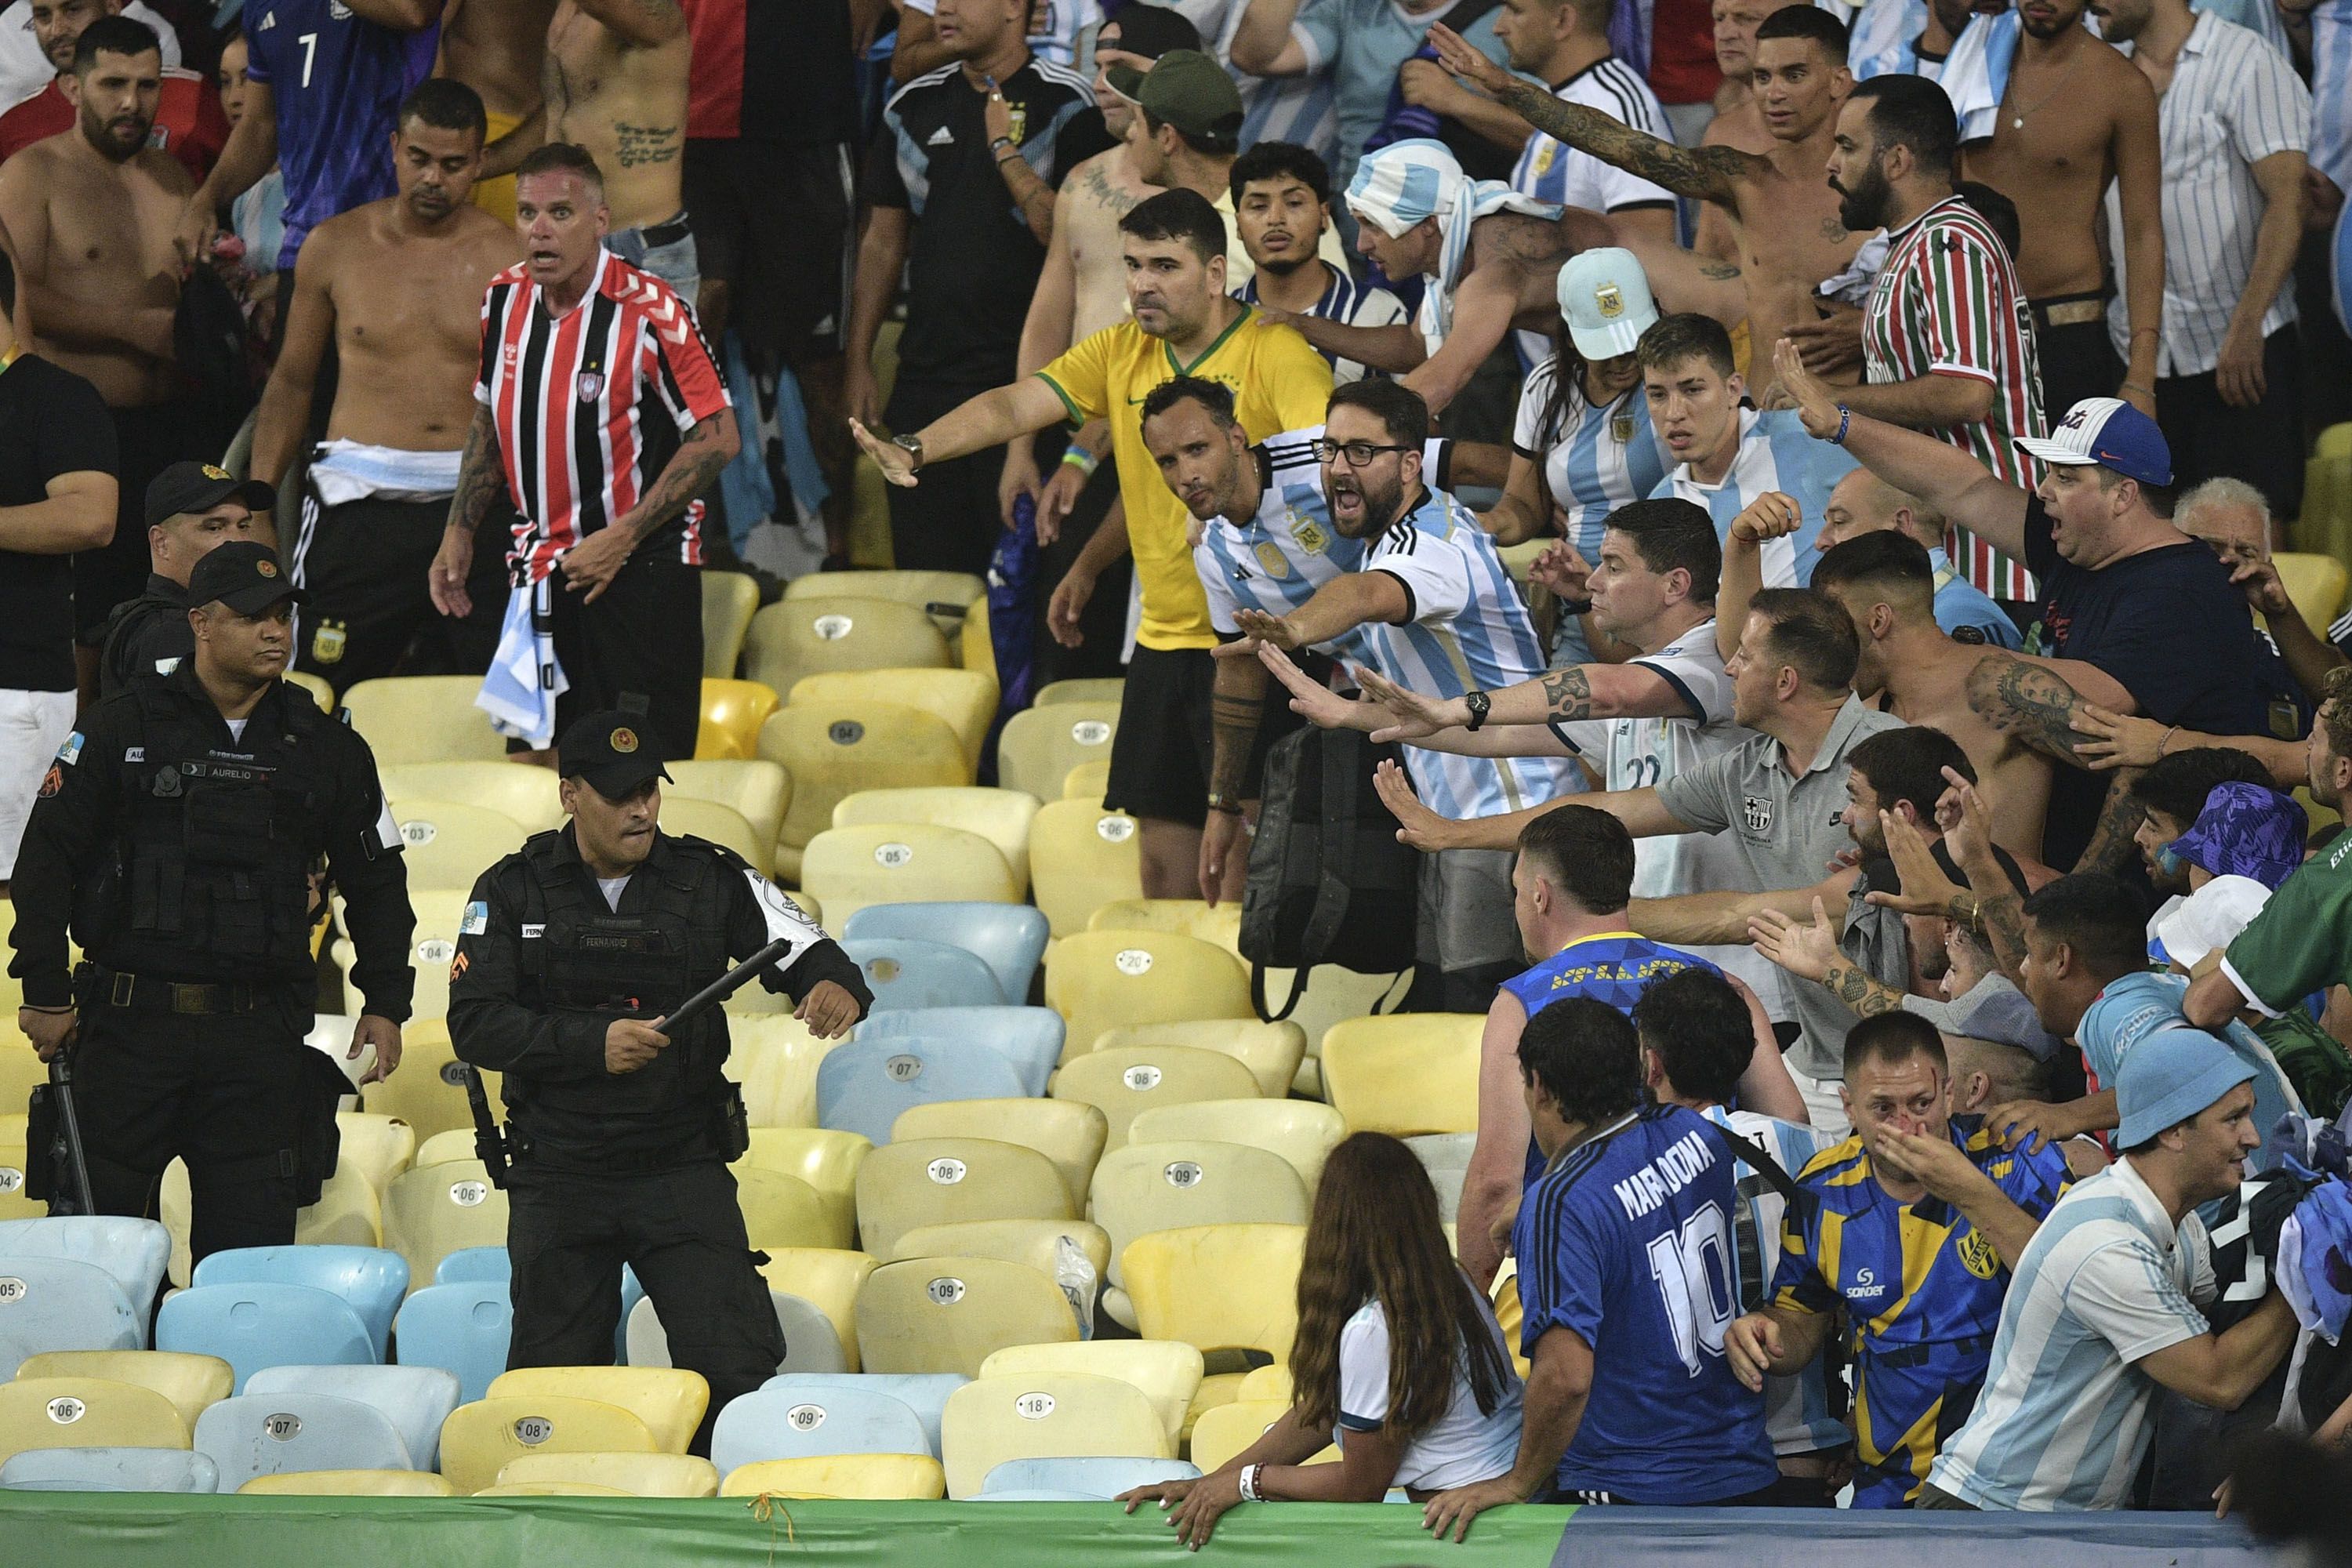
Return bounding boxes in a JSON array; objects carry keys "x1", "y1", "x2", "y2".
[
  {"x1": 891, "y1": 433, "x2": 926, "y2": 472},
  {"x1": 1205, "y1": 791, "x2": 1243, "y2": 816},
  {"x1": 1464, "y1": 690, "x2": 1490, "y2": 732}
]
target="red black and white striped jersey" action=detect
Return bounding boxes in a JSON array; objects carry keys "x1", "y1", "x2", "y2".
[
  {"x1": 1863, "y1": 195, "x2": 2046, "y2": 601},
  {"x1": 474, "y1": 249, "x2": 731, "y2": 582}
]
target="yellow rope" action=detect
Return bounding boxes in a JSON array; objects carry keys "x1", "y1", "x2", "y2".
[{"x1": 745, "y1": 1492, "x2": 799, "y2": 1566}]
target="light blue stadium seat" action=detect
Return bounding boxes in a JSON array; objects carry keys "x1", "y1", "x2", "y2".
[
  {"x1": 855, "y1": 1007, "x2": 1065, "y2": 1097},
  {"x1": 843, "y1": 905, "x2": 1050, "y2": 1006},
  {"x1": 191, "y1": 1246, "x2": 409, "y2": 1359},
  {"x1": 429, "y1": 1249, "x2": 639, "y2": 1363},
  {"x1": 0, "y1": 1217, "x2": 171, "y2": 1337},
  {"x1": 243, "y1": 1364, "x2": 459, "y2": 1473},
  {"x1": 194, "y1": 1392, "x2": 413, "y2": 1487},
  {"x1": 760, "y1": 1373, "x2": 966, "y2": 1458},
  {"x1": 390, "y1": 1283, "x2": 510, "y2": 1404},
  {"x1": 0, "y1": 1256, "x2": 141, "y2": 1358},
  {"x1": 979, "y1": 1456, "x2": 1201, "y2": 1497},
  {"x1": 969, "y1": 1488, "x2": 1105, "y2": 1501},
  {"x1": 813, "y1": 1038, "x2": 1027, "y2": 1145},
  {"x1": 710, "y1": 1385, "x2": 931, "y2": 1478},
  {"x1": 157, "y1": 1283, "x2": 374, "y2": 1392},
  {"x1": 842, "y1": 938, "x2": 1007, "y2": 1011},
  {"x1": 0, "y1": 1447, "x2": 220, "y2": 1493}
]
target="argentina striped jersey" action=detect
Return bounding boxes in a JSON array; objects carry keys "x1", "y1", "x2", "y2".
[
  {"x1": 1650, "y1": 408, "x2": 1860, "y2": 588},
  {"x1": 1195, "y1": 426, "x2": 1374, "y2": 666}
]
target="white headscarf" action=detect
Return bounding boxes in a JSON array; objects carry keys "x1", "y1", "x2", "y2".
[{"x1": 1345, "y1": 139, "x2": 1562, "y2": 350}]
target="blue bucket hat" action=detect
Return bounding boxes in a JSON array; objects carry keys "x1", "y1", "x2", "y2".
[
  {"x1": 2115, "y1": 1028, "x2": 2257, "y2": 1147},
  {"x1": 2169, "y1": 782, "x2": 2307, "y2": 892}
]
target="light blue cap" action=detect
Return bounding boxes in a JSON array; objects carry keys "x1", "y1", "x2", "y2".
[
  {"x1": 2115, "y1": 1028, "x2": 2256, "y2": 1147},
  {"x1": 1555, "y1": 247, "x2": 1658, "y2": 360}
]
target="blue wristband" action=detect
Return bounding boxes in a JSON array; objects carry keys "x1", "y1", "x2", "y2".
[{"x1": 1831, "y1": 406, "x2": 1852, "y2": 445}]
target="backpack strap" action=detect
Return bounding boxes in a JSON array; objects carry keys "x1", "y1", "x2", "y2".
[{"x1": 1254, "y1": 728, "x2": 1368, "y2": 1022}]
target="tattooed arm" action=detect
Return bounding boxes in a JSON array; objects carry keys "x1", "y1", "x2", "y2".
[
  {"x1": 1963, "y1": 653, "x2": 2139, "y2": 767},
  {"x1": 614, "y1": 410, "x2": 739, "y2": 546},
  {"x1": 1351, "y1": 658, "x2": 1699, "y2": 736},
  {"x1": 2071, "y1": 764, "x2": 2151, "y2": 880},
  {"x1": 428, "y1": 403, "x2": 506, "y2": 619}
]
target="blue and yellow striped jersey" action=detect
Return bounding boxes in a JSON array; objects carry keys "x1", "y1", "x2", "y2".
[{"x1": 1769, "y1": 1116, "x2": 2070, "y2": 1507}]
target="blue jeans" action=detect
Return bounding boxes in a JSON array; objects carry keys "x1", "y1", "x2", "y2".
[{"x1": 604, "y1": 212, "x2": 700, "y2": 306}]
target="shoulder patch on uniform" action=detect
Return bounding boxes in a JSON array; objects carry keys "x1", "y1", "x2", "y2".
[
  {"x1": 154, "y1": 657, "x2": 181, "y2": 675},
  {"x1": 461, "y1": 901, "x2": 489, "y2": 936},
  {"x1": 56, "y1": 732, "x2": 82, "y2": 766}
]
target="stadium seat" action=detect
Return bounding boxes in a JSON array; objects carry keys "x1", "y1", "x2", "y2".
[
  {"x1": 14, "y1": 1352, "x2": 230, "y2": 1432},
  {"x1": 791, "y1": 669, "x2": 999, "y2": 769},
  {"x1": 814, "y1": 1038, "x2": 1025, "y2": 1146},
  {"x1": 432, "y1": 1247, "x2": 508, "y2": 1285},
  {"x1": 437, "y1": 1396, "x2": 659, "y2": 1494},
  {"x1": 1187, "y1": 1399, "x2": 1292, "y2": 1474},
  {"x1": 737, "y1": 1018, "x2": 848, "y2": 1127},
  {"x1": 702, "y1": 571, "x2": 761, "y2": 679},
  {"x1": 488, "y1": 1367, "x2": 707, "y2": 1455},
  {"x1": 733, "y1": 1167, "x2": 835, "y2": 1251},
  {"x1": 157, "y1": 1284, "x2": 375, "y2": 1393},
  {"x1": 382, "y1": 1160, "x2": 510, "y2": 1287},
  {"x1": 855, "y1": 1006, "x2": 1065, "y2": 1097},
  {"x1": 1091, "y1": 1018, "x2": 1307, "y2": 1102},
  {"x1": 843, "y1": 903, "x2": 1047, "y2": 1004},
  {"x1": 0, "y1": 1377, "x2": 188, "y2": 1463},
  {"x1": 386, "y1": 800, "x2": 528, "y2": 891},
  {"x1": 497, "y1": 1450, "x2": 720, "y2": 1497},
  {"x1": 854, "y1": 1257, "x2": 1080, "y2": 1377},
  {"x1": 0, "y1": 1446, "x2": 218, "y2": 1492},
  {"x1": 1027, "y1": 800, "x2": 1145, "y2": 937},
  {"x1": 659, "y1": 795, "x2": 772, "y2": 875},
  {"x1": 800, "y1": 827, "x2": 1019, "y2": 927},
  {"x1": 887, "y1": 1219, "x2": 1113, "y2": 1292},
  {"x1": 831, "y1": 786, "x2": 1040, "y2": 890},
  {"x1": 412, "y1": 1129, "x2": 478, "y2": 1167},
  {"x1": 1034, "y1": 678, "x2": 1125, "y2": 707},
  {"x1": 1062, "y1": 759, "x2": 1110, "y2": 802},
  {"x1": 1129, "y1": 1100, "x2": 1345, "y2": 1192},
  {"x1": 333, "y1": 1112, "x2": 419, "y2": 1198},
  {"x1": 1123, "y1": 1225, "x2": 1304, "y2": 1372},
  {"x1": 1085, "y1": 898, "x2": 1241, "y2": 956},
  {"x1": 938, "y1": 1371, "x2": 1171, "y2": 1499},
  {"x1": 160, "y1": 1161, "x2": 383, "y2": 1287},
  {"x1": 0, "y1": 1214, "x2": 170, "y2": 1328},
  {"x1": 238, "y1": 1468, "x2": 454, "y2": 1497},
  {"x1": 755, "y1": 1248, "x2": 879, "y2": 1372},
  {"x1": 391, "y1": 1283, "x2": 511, "y2": 1405},
  {"x1": 783, "y1": 568, "x2": 985, "y2": 635},
  {"x1": 888, "y1": 1099, "x2": 1107, "y2": 1210},
  {"x1": 994, "y1": 701, "x2": 1118, "y2": 804},
  {"x1": 194, "y1": 1392, "x2": 415, "y2": 1487},
  {"x1": 0, "y1": 1257, "x2": 141, "y2": 1357},
  {"x1": 1237, "y1": 1364, "x2": 1291, "y2": 1403},
  {"x1": 666, "y1": 759, "x2": 791, "y2": 858},
  {"x1": 978, "y1": 1341, "x2": 1203, "y2": 1447},
  {"x1": 625, "y1": 1289, "x2": 823, "y2": 1377},
  {"x1": 762, "y1": 1372, "x2": 967, "y2": 1458},
  {"x1": 1319, "y1": 1014, "x2": 1484, "y2": 1136},
  {"x1": 1269, "y1": 967, "x2": 1414, "y2": 1096},
  {"x1": 1088, "y1": 1142, "x2": 1309, "y2": 1298},
  {"x1": 191, "y1": 1246, "x2": 409, "y2": 1360},
  {"x1": 0, "y1": 1143, "x2": 38, "y2": 1221},
  {"x1": 1043, "y1": 932, "x2": 1251, "y2": 1066},
  {"x1": 360, "y1": 1025, "x2": 500, "y2": 1147},
  {"x1": 758, "y1": 699, "x2": 970, "y2": 881},
  {"x1": 744, "y1": 597, "x2": 952, "y2": 697},
  {"x1": 2274, "y1": 551, "x2": 2350, "y2": 631},
  {"x1": 735, "y1": 1128, "x2": 869, "y2": 1250},
  {"x1": 283, "y1": 670, "x2": 336, "y2": 710},
  {"x1": 960, "y1": 597, "x2": 993, "y2": 681},
  {"x1": 471, "y1": 1479, "x2": 635, "y2": 1497},
  {"x1": 342, "y1": 677, "x2": 505, "y2": 764},
  {"x1": 244, "y1": 1365, "x2": 459, "y2": 1473},
  {"x1": 719, "y1": 1452, "x2": 946, "y2": 1499},
  {"x1": 1406, "y1": 1132, "x2": 1476, "y2": 1223},
  {"x1": 853, "y1": 1138, "x2": 1075, "y2": 1258},
  {"x1": 696, "y1": 678, "x2": 783, "y2": 762},
  {"x1": 978, "y1": 1455, "x2": 1200, "y2": 1499},
  {"x1": 381, "y1": 762, "x2": 565, "y2": 834},
  {"x1": 710, "y1": 1385, "x2": 930, "y2": 1477},
  {"x1": 1051, "y1": 1044, "x2": 1261, "y2": 1149},
  {"x1": 338, "y1": 893, "x2": 471, "y2": 1024}
]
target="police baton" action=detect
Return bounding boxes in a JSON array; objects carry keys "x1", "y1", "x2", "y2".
[
  {"x1": 46, "y1": 1050, "x2": 96, "y2": 1216},
  {"x1": 654, "y1": 936, "x2": 799, "y2": 1037}
]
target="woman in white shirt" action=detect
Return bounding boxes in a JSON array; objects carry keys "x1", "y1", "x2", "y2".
[{"x1": 1120, "y1": 1133, "x2": 1523, "y2": 1547}]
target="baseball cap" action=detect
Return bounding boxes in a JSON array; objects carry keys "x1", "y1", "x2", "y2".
[
  {"x1": 557, "y1": 710, "x2": 673, "y2": 799},
  {"x1": 2167, "y1": 782, "x2": 2307, "y2": 892},
  {"x1": 2154, "y1": 873, "x2": 2274, "y2": 971},
  {"x1": 2114, "y1": 1026, "x2": 2256, "y2": 1148},
  {"x1": 1097, "y1": 3, "x2": 1201, "y2": 60},
  {"x1": 1555, "y1": 248, "x2": 1658, "y2": 360},
  {"x1": 1903, "y1": 971, "x2": 2061, "y2": 1062},
  {"x1": 2014, "y1": 397, "x2": 2174, "y2": 488},
  {"x1": 145, "y1": 461, "x2": 276, "y2": 531},
  {"x1": 186, "y1": 540, "x2": 304, "y2": 615},
  {"x1": 1105, "y1": 49, "x2": 1244, "y2": 143}
]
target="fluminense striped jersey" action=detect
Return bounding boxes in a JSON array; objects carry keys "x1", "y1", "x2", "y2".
[
  {"x1": 1863, "y1": 194, "x2": 2045, "y2": 600},
  {"x1": 1513, "y1": 357, "x2": 1668, "y2": 666},
  {"x1": 474, "y1": 249, "x2": 731, "y2": 583},
  {"x1": 1194, "y1": 425, "x2": 1373, "y2": 666},
  {"x1": 1650, "y1": 408, "x2": 1860, "y2": 588}
]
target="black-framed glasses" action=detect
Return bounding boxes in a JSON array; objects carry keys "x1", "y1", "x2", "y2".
[{"x1": 1310, "y1": 438, "x2": 1414, "y2": 468}]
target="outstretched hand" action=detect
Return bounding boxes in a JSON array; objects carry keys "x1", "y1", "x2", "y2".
[
  {"x1": 1258, "y1": 644, "x2": 1366, "y2": 730},
  {"x1": 1353, "y1": 663, "x2": 1457, "y2": 742},
  {"x1": 849, "y1": 418, "x2": 920, "y2": 488},
  {"x1": 1370, "y1": 758, "x2": 1461, "y2": 851},
  {"x1": 1769, "y1": 338, "x2": 1844, "y2": 442},
  {"x1": 1861, "y1": 809, "x2": 1964, "y2": 916},
  {"x1": 1426, "y1": 24, "x2": 1513, "y2": 95},
  {"x1": 1748, "y1": 896, "x2": 1840, "y2": 983}
]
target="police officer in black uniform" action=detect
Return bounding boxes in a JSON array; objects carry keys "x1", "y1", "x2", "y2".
[
  {"x1": 448, "y1": 711, "x2": 871, "y2": 1452},
  {"x1": 9, "y1": 542, "x2": 413, "y2": 1261},
  {"x1": 96, "y1": 463, "x2": 278, "y2": 699}
]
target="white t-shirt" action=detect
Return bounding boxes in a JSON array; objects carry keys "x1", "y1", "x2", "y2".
[
  {"x1": 224, "y1": 717, "x2": 249, "y2": 743},
  {"x1": 1334, "y1": 1292, "x2": 1524, "y2": 1491},
  {"x1": 597, "y1": 873, "x2": 631, "y2": 911}
]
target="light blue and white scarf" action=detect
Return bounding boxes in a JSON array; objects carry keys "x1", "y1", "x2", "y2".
[
  {"x1": 477, "y1": 575, "x2": 568, "y2": 750},
  {"x1": 1939, "y1": 9, "x2": 2023, "y2": 144},
  {"x1": 1345, "y1": 138, "x2": 1561, "y2": 350}
]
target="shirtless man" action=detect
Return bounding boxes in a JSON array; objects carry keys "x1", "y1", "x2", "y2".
[
  {"x1": 250, "y1": 79, "x2": 517, "y2": 693},
  {"x1": 1432, "y1": 9, "x2": 1861, "y2": 390},
  {"x1": 0, "y1": 16, "x2": 202, "y2": 663},
  {"x1": 1693, "y1": 0, "x2": 1801, "y2": 263},
  {"x1": 436, "y1": 0, "x2": 559, "y2": 226},
  {"x1": 1957, "y1": 0, "x2": 2161, "y2": 419}
]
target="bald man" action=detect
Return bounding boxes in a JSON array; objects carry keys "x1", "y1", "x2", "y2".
[{"x1": 1812, "y1": 466, "x2": 2020, "y2": 649}]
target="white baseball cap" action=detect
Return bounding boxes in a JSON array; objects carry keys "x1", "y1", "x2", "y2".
[
  {"x1": 1555, "y1": 248, "x2": 1658, "y2": 361},
  {"x1": 2014, "y1": 397, "x2": 2174, "y2": 486}
]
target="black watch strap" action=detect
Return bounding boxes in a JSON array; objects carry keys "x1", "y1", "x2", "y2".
[{"x1": 1464, "y1": 690, "x2": 1491, "y2": 732}]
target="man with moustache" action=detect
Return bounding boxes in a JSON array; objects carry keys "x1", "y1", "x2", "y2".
[{"x1": 1227, "y1": 140, "x2": 1412, "y2": 385}]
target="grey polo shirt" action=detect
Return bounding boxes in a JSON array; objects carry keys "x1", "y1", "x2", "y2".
[{"x1": 1655, "y1": 695, "x2": 1908, "y2": 1080}]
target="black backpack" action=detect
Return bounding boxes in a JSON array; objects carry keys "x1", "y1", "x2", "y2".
[{"x1": 1239, "y1": 724, "x2": 1421, "y2": 1020}]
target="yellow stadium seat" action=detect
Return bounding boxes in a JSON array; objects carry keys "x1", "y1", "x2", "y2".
[
  {"x1": 0, "y1": 1377, "x2": 189, "y2": 1461},
  {"x1": 337, "y1": 891, "x2": 472, "y2": 1023},
  {"x1": 1043, "y1": 932, "x2": 1251, "y2": 1067},
  {"x1": 383, "y1": 761, "x2": 566, "y2": 834},
  {"x1": 1129, "y1": 1100, "x2": 1345, "y2": 1192},
  {"x1": 784, "y1": 568, "x2": 985, "y2": 641},
  {"x1": 736, "y1": 1018, "x2": 846, "y2": 1127},
  {"x1": 1237, "y1": 1364, "x2": 1291, "y2": 1403},
  {"x1": 995, "y1": 700, "x2": 1120, "y2": 803},
  {"x1": 1062, "y1": 759, "x2": 1110, "y2": 802},
  {"x1": 855, "y1": 1256, "x2": 1080, "y2": 1377},
  {"x1": 890, "y1": 1098, "x2": 1107, "y2": 1210},
  {"x1": 703, "y1": 571, "x2": 762, "y2": 679},
  {"x1": 1035, "y1": 678, "x2": 1126, "y2": 707},
  {"x1": 853, "y1": 1137, "x2": 1076, "y2": 1258},
  {"x1": 412, "y1": 1128, "x2": 477, "y2": 1167},
  {"x1": 284, "y1": 670, "x2": 336, "y2": 710},
  {"x1": 745, "y1": 597, "x2": 951, "y2": 698},
  {"x1": 736, "y1": 1127, "x2": 870, "y2": 1250},
  {"x1": 496, "y1": 1450, "x2": 720, "y2": 1497},
  {"x1": 387, "y1": 800, "x2": 528, "y2": 891},
  {"x1": 978, "y1": 1341, "x2": 1203, "y2": 1448},
  {"x1": 162, "y1": 1149, "x2": 386, "y2": 1286},
  {"x1": 2274, "y1": 551, "x2": 2350, "y2": 632},
  {"x1": 667, "y1": 760, "x2": 790, "y2": 860},
  {"x1": 488, "y1": 1368, "x2": 709, "y2": 1455},
  {"x1": 335, "y1": 1112, "x2": 418, "y2": 1197},
  {"x1": 755, "y1": 1249, "x2": 878, "y2": 1372},
  {"x1": 734, "y1": 1167, "x2": 834, "y2": 1250},
  {"x1": 1188, "y1": 1399, "x2": 1296, "y2": 1474},
  {"x1": 383, "y1": 1158, "x2": 510, "y2": 1287},
  {"x1": 719, "y1": 1453, "x2": 946, "y2": 1500},
  {"x1": 1087, "y1": 1141, "x2": 1308, "y2": 1298},
  {"x1": 659, "y1": 795, "x2": 771, "y2": 875},
  {"x1": 1027, "y1": 800, "x2": 1143, "y2": 938},
  {"x1": 473, "y1": 1480, "x2": 637, "y2": 1497},
  {"x1": 938, "y1": 1371, "x2": 1171, "y2": 1498},
  {"x1": 887, "y1": 1218, "x2": 1112, "y2": 1288},
  {"x1": 240, "y1": 1470, "x2": 457, "y2": 1497},
  {"x1": 697, "y1": 678, "x2": 783, "y2": 762},
  {"x1": 1123, "y1": 1224, "x2": 1305, "y2": 1369},
  {"x1": 960, "y1": 595, "x2": 993, "y2": 679},
  {"x1": 831, "y1": 786, "x2": 1041, "y2": 890},
  {"x1": 0, "y1": 1142, "x2": 38, "y2": 1221},
  {"x1": 1086, "y1": 899, "x2": 1241, "y2": 956},
  {"x1": 343, "y1": 676, "x2": 506, "y2": 764},
  {"x1": 797, "y1": 823, "x2": 1019, "y2": 927},
  {"x1": 361, "y1": 1024, "x2": 499, "y2": 1145},
  {"x1": 438, "y1": 1396, "x2": 660, "y2": 1493},
  {"x1": 1267, "y1": 967, "x2": 1414, "y2": 1095},
  {"x1": 1051, "y1": 1044, "x2": 1261, "y2": 1149},
  {"x1": 1320, "y1": 1014, "x2": 1485, "y2": 1136},
  {"x1": 758, "y1": 700, "x2": 970, "y2": 882},
  {"x1": 1091, "y1": 1018, "x2": 1305, "y2": 1101},
  {"x1": 792, "y1": 669, "x2": 1000, "y2": 770},
  {"x1": 1490, "y1": 1262, "x2": 1531, "y2": 1381},
  {"x1": 15, "y1": 1352, "x2": 230, "y2": 1432}
]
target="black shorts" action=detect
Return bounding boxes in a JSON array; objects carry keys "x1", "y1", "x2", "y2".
[
  {"x1": 683, "y1": 138, "x2": 851, "y2": 358},
  {"x1": 289, "y1": 487, "x2": 506, "y2": 693},
  {"x1": 1102, "y1": 643, "x2": 1312, "y2": 829},
  {"x1": 537, "y1": 548, "x2": 706, "y2": 760}
]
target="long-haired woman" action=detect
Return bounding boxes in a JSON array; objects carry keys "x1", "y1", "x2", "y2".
[{"x1": 1119, "y1": 1132, "x2": 1523, "y2": 1548}]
